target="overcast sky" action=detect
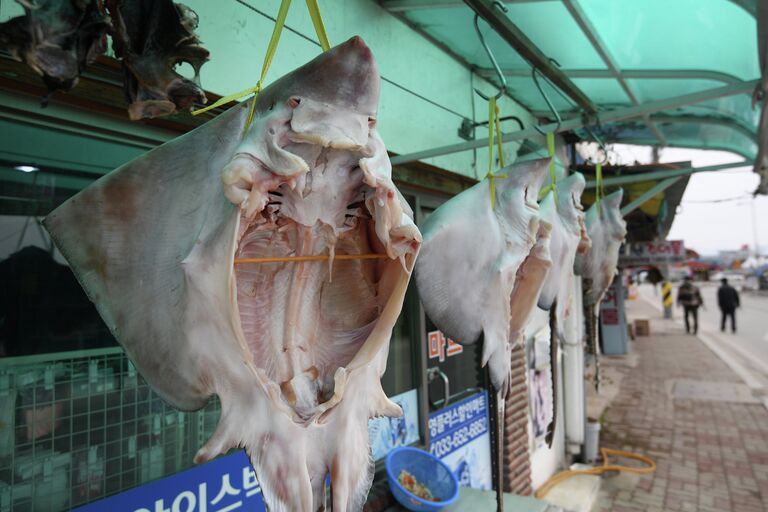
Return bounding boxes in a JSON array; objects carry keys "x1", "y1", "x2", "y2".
[{"x1": 610, "y1": 145, "x2": 767, "y2": 257}]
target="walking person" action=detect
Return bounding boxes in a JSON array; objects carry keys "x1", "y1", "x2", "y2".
[
  {"x1": 717, "y1": 278, "x2": 740, "y2": 333},
  {"x1": 677, "y1": 276, "x2": 703, "y2": 334}
]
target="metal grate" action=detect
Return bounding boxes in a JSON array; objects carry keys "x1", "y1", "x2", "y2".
[{"x1": 0, "y1": 347, "x2": 221, "y2": 511}]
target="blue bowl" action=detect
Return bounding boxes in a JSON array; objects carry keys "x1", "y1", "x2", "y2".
[{"x1": 385, "y1": 447, "x2": 460, "y2": 511}]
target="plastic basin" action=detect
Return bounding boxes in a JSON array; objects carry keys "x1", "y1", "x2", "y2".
[{"x1": 385, "y1": 446, "x2": 460, "y2": 511}]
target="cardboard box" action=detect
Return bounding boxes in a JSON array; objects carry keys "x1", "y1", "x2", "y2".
[{"x1": 634, "y1": 319, "x2": 650, "y2": 337}]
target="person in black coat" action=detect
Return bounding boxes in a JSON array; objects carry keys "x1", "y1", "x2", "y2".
[{"x1": 717, "y1": 278, "x2": 741, "y2": 333}]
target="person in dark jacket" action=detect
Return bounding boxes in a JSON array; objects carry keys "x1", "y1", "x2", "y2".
[
  {"x1": 717, "y1": 278, "x2": 740, "y2": 333},
  {"x1": 677, "y1": 276, "x2": 703, "y2": 334}
]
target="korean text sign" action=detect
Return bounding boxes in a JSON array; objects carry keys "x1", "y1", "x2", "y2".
[
  {"x1": 74, "y1": 451, "x2": 265, "y2": 512},
  {"x1": 428, "y1": 392, "x2": 492, "y2": 489}
]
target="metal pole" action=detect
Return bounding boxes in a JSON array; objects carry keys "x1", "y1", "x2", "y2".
[
  {"x1": 752, "y1": 197, "x2": 761, "y2": 257},
  {"x1": 620, "y1": 177, "x2": 681, "y2": 216},
  {"x1": 586, "y1": 160, "x2": 752, "y2": 188},
  {"x1": 390, "y1": 80, "x2": 758, "y2": 165}
]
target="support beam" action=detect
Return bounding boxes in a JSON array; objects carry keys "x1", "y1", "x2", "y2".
[
  {"x1": 463, "y1": 0, "x2": 598, "y2": 113},
  {"x1": 390, "y1": 79, "x2": 758, "y2": 165},
  {"x1": 382, "y1": 0, "x2": 754, "y2": 16},
  {"x1": 476, "y1": 68, "x2": 741, "y2": 85},
  {"x1": 620, "y1": 177, "x2": 681, "y2": 216},
  {"x1": 562, "y1": 0, "x2": 665, "y2": 146},
  {"x1": 585, "y1": 161, "x2": 752, "y2": 188},
  {"x1": 381, "y1": 0, "x2": 554, "y2": 12},
  {"x1": 648, "y1": 114, "x2": 757, "y2": 141}
]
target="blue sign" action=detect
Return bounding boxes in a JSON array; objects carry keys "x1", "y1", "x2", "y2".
[
  {"x1": 428, "y1": 392, "x2": 492, "y2": 490},
  {"x1": 75, "y1": 451, "x2": 265, "y2": 512}
]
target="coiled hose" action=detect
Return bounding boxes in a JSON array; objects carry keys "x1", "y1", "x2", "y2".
[{"x1": 535, "y1": 448, "x2": 656, "y2": 499}]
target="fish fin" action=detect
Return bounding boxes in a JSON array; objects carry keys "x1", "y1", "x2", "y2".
[{"x1": 370, "y1": 384, "x2": 402, "y2": 418}]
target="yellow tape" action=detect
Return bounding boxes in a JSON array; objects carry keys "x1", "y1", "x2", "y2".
[
  {"x1": 538, "y1": 132, "x2": 558, "y2": 202},
  {"x1": 191, "y1": 0, "x2": 332, "y2": 138},
  {"x1": 595, "y1": 160, "x2": 604, "y2": 218},
  {"x1": 305, "y1": 0, "x2": 330, "y2": 51},
  {"x1": 486, "y1": 97, "x2": 508, "y2": 210},
  {"x1": 487, "y1": 97, "x2": 496, "y2": 177},
  {"x1": 191, "y1": 0, "x2": 292, "y2": 127},
  {"x1": 595, "y1": 161, "x2": 603, "y2": 204}
]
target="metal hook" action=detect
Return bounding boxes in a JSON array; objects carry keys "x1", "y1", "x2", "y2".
[
  {"x1": 532, "y1": 60, "x2": 563, "y2": 135},
  {"x1": 472, "y1": 6, "x2": 509, "y2": 101}
]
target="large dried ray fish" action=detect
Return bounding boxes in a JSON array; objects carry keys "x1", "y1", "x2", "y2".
[
  {"x1": 574, "y1": 189, "x2": 626, "y2": 391},
  {"x1": 574, "y1": 189, "x2": 626, "y2": 307},
  {"x1": 44, "y1": 37, "x2": 421, "y2": 511},
  {"x1": 537, "y1": 173, "x2": 591, "y2": 334},
  {"x1": 507, "y1": 220, "x2": 552, "y2": 347},
  {"x1": 107, "y1": 0, "x2": 210, "y2": 119},
  {"x1": 414, "y1": 158, "x2": 550, "y2": 395},
  {"x1": 0, "y1": 0, "x2": 110, "y2": 98}
]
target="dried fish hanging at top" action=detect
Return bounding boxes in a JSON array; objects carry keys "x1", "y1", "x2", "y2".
[
  {"x1": 44, "y1": 37, "x2": 421, "y2": 511},
  {"x1": 0, "y1": 0, "x2": 110, "y2": 101},
  {"x1": 107, "y1": 0, "x2": 210, "y2": 119},
  {"x1": 0, "y1": 0, "x2": 210, "y2": 119}
]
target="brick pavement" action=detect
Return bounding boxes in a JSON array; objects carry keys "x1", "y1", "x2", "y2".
[{"x1": 590, "y1": 299, "x2": 768, "y2": 512}]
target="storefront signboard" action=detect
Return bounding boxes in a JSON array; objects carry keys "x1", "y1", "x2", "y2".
[
  {"x1": 428, "y1": 392, "x2": 492, "y2": 490},
  {"x1": 74, "y1": 451, "x2": 265, "y2": 512},
  {"x1": 427, "y1": 330, "x2": 464, "y2": 362},
  {"x1": 619, "y1": 240, "x2": 686, "y2": 266}
]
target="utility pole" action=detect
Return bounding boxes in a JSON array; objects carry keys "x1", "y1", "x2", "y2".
[{"x1": 752, "y1": 197, "x2": 760, "y2": 257}]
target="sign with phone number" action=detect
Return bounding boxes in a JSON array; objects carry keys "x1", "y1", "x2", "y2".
[{"x1": 428, "y1": 393, "x2": 488, "y2": 458}]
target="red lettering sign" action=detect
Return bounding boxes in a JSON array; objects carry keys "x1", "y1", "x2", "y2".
[
  {"x1": 427, "y1": 330, "x2": 463, "y2": 362},
  {"x1": 602, "y1": 309, "x2": 619, "y2": 325}
]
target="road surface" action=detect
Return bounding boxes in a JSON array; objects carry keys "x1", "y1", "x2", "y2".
[{"x1": 638, "y1": 282, "x2": 768, "y2": 389}]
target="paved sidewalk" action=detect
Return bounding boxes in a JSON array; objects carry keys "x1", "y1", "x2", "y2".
[{"x1": 590, "y1": 297, "x2": 768, "y2": 512}]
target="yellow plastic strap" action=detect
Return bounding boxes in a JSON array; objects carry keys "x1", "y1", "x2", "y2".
[
  {"x1": 596, "y1": 160, "x2": 605, "y2": 218},
  {"x1": 539, "y1": 132, "x2": 558, "y2": 202},
  {"x1": 596, "y1": 161, "x2": 603, "y2": 204},
  {"x1": 191, "y1": 0, "x2": 293, "y2": 126},
  {"x1": 305, "y1": 0, "x2": 331, "y2": 51},
  {"x1": 494, "y1": 103, "x2": 505, "y2": 169},
  {"x1": 486, "y1": 97, "x2": 508, "y2": 210},
  {"x1": 487, "y1": 97, "x2": 496, "y2": 177}
]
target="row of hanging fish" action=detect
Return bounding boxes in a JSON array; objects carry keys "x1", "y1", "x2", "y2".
[
  {"x1": 45, "y1": 37, "x2": 420, "y2": 511},
  {"x1": 0, "y1": 0, "x2": 209, "y2": 119},
  {"x1": 415, "y1": 158, "x2": 626, "y2": 399},
  {"x1": 41, "y1": 27, "x2": 628, "y2": 510}
]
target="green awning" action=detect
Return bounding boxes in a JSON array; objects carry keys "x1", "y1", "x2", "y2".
[{"x1": 386, "y1": 0, "x2": 765, "y2": 188}]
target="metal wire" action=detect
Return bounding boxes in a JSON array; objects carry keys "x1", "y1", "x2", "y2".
[
  {"x1": 532, "y1": 63, "x2": 563, "y2": 134},
  {"x1": 0, "y1": 348, "x2": 221, "y2": 510}
]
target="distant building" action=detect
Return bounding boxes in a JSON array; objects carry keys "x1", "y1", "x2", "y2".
[{"x1": 718, "y1": 245, "x2": 752, "y2": 268}]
